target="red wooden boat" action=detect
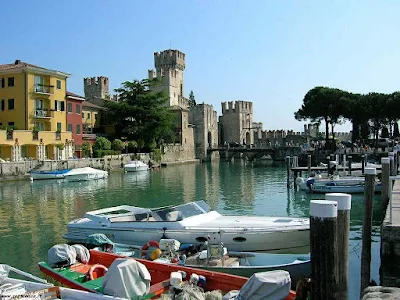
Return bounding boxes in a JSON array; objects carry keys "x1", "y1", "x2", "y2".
[{"x1": 39, "y1": 249, "x2": 296, "y2": 299}]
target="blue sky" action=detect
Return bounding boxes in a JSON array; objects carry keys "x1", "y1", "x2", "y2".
[{"x1": 1, "y1": 0, "x2": 399, "y2": 132}]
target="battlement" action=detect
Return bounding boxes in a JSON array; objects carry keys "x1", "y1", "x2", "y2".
[
  {"x1": 221, "y1": 101, "x2": 253, "y2": 114},
  {"x1": 83, "y1": 76, "x2": 110, "y2": 99},
  {"x1": 154, "y1": 49, "x2": 185, "y2": 71}
]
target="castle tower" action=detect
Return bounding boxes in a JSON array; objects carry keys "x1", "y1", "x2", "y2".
[
  {"x1": 83, "y1": 76, "x2": 110, "y2": 99},
  {"x1": 219, "y1": 101, "x2": 254, "y2": 146},
  {"x1": 148, "y1": 49, "x2": 186, "y2": 108}
]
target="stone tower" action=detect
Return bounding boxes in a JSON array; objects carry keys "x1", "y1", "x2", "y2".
[
  {"x1": 148, "y1": 49, "x2": 187, "y2": 108},
  {"x1": 219, "y1": 101, "x2": 254, "y2": 146},
  {"x1": 83, "y1": 76, "x2": 110, "y2": 99}
]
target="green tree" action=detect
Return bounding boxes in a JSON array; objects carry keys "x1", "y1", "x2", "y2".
[
  {"x1": 112, "y1": 139, "x2": 125, "y2": 151},
  {"x1": 104, "y1": 79, "x2": 175, "y2": 147},
  {"x1": 82, "y1": 142, "x2": 92, "y2": 157},
  {"x1": 364, "y1": 93, "x2": 389, "y2": 147},
  {"x1": 128, "y1": 140, "x2": 138, "y2": 150},
  {"x1": 137, "y1": 138, "x2": 145, "y2": 152},
  {"x1": 188, "y1": 90, "x2": 196, "y2": 108},
  {"x1": 381, "y1": 127, "x2": 389, "y2": 138},
  {"x1": 394, "y1": 123, "x2": 400, "y2": 138},
  {"x1": 295, "y1": 87, "x2": 346, "y2": 149},
  {"x1": 93, "y1": 137, "x2": 111, "y2": 151}
]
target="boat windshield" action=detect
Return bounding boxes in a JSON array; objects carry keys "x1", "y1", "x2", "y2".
[{"x1": 152, "y1": 201, "x2": 211, "y2": 221}]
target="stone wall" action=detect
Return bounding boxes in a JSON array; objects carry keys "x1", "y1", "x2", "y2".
[
  {"x1": 161, "y1": 144, "x2": 196, "y2": 163},
  {"x1": 189, "y1": 104, "x2": 219, "y2": 161}
]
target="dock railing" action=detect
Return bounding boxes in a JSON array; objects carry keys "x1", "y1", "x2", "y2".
[{"x1": 389, "y1": 175, "x2": 400, "y2": 224}]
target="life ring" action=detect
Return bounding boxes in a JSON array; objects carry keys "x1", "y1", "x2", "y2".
[
  {"x1": 87, "y1": 264, "x2": 108, "y2": 281},
  {"x1": 141, "y1": 240, "x2": 160, "y2": 258}
]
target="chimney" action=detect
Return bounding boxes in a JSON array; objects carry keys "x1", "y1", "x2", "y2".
[{"x1": 15, "y1": 60, "x2": 21, "y2": 65}]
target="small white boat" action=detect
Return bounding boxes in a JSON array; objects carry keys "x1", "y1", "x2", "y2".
[
  {"x1": 296, "y1": 176, "x2": 382, "y2": 194},
  {"x1": 29, "y1": 169, "x2": 71, "y2": 181},
  {"x1": 63, "y1": 201, "x2": 310, "y2": 252},
  {"x1": 0, "y1": 264, "x2": 122, "y2": 299},
  {"x1": 124, "y1": 160, "x2": 149, "y2": 172},
  {"x1": 63, "y1": 167, "x2": 108, "y2": 182}
]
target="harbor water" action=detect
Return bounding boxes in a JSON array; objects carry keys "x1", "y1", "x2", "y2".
[{"x1": 0, "y1": 161, "x2": 382, "y2": 299}]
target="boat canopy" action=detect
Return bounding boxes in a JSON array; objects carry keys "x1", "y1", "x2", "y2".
[{"x1": 84, "y1": 201, "x2": 211, "y2": 223}]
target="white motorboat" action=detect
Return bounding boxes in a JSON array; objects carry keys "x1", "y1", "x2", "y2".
[
  {"x1": 63, "y1": 201, "x2": 310, "y2": 252},
  {"x1": 296, "y1": 176, "x2": 382, "y2": 194},
  {"x1": 0, "y1": 264, "x2": 122, "y2": 299},
  {"x1": 124, "y1": 160, "x2": 149, "y2": 172},
  {"x1": 63, "y1": 167, "x2": 108, "y2": 182}
]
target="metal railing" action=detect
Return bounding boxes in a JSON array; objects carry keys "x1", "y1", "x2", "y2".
[
  {"x1": 389, "y1": 175, "x2": 400, "y2": 224},
  {"x1": 34, "y1": 84, "x2": 54, "y2": 94},
  {"x1": 34, "y1": 109, "x2": 50, "y2": 117}
]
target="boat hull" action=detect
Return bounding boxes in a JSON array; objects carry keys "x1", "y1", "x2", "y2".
[
  {"x1": 64, "y1": 173, "x2": 108, "y2": 182},
  {"x1": 124, "y1": 166, "x2": 149, "y2": 172},
  {"x1": 301, "y1": 183, "x2": 382, "y2": 194},
  {"x1": 63, "y1": 227, "x2": 310, "y2": 253},
  {"x1": 30, "y1": 170, "x2": 70, "y2": 180}
]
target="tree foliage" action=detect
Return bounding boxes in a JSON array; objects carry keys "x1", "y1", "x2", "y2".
[
  {"x1": 93, "y1": 137, "x2": 111, "y2": 151},
  {"x1": 188, "y1": 90, "x2": 196, "y2": 108},
  {"x1": 111, "y1": 139, "x2": 125, "y2": 151},
  {"x1": 295, "y1": 87, "x2": 400, "y2": 148},
  {"x1": 82, "y1": 142, "x2": 92, "y2": 157},
  {"x1": 104, "y1": 79, "x2": 176, "y2": 148}
]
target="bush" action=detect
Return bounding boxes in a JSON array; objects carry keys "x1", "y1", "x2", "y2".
[
  {"x1": 55, "y1": 143, "x2": 65, "y2": 150},
  {"x1": 94, "y1": 150, "x2": 121, "y2": 158},
  {"x1": 93, "y1": 137, "x2": 111, "y2": 151},
  {"x1": 147, "y1": 139, "x2": 157, "y2": 151},
  {"x1": 128, "y1": 140, "x2": 138, "y2": 149},
  {"x1": 82, "y1": 142, "x2": 92, "y2": 157},
  {"x1": 152, "y1": 149, "x2": 162, "y2": 162},
  {"x1": 112, "y1": 139, "x2": 125, "y2": 151}
]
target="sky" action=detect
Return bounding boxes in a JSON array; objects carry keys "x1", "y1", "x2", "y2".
[{"x1": 1, "y1": 0, "x2": 400, "y2": 133}]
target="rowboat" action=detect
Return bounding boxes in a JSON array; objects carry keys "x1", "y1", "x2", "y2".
[
  {"x1": 63, "y1": 200, "x2": 310, "y2": 252},
  {"x1": 0, "y1": 264, "x2": 122, "y2": 299},
  {"x1": 124, "y1": 160, "x2": 149, "y2": 172},
  {"x1": 29, "y1": 169, "x2": 71, "y2": 180},
  {"x1": 82, "y1": 233, "x2": 310, "y2": 289},
  {"x1": 38, "y1": 245, "x2": 297, "y2": 300}
]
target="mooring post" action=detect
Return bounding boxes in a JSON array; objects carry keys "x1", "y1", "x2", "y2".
[
  {"x1": 308, "y1": 154, "x2": 312, "y2": 176},
  {"x1": 365, "y1": 154, "x2": 368, "y2": 167},
  {"x1": 388, "y1": 152, "x2": 395, "y2": 176},
  {"x1": 360, "y1": 167, "x2": 376, "y2": 297},
  {"x1": 361, "y1": 155, "x2": 365, "y2": 174},
  {"x1": 310, "y1": 200, "x2": 339, "y2": 300},
  {"x1": 381, "y1": 157, "x2": 390, "y2": 210},
  {"x1": 286, "y1": 155, "x2": 291, "y2": 188},
  {"x1": 326, "y1": 156, "x2": 330, "y2": 174},
  {"x1": 393, "y1": 150, "x2": 398, "y2": 175},
  {"x1": 348, "y1": 156, "x2": 352, "y2": 176},
  {"x1": 326, "y1": 193, "x2": 351, "y2": 300}
]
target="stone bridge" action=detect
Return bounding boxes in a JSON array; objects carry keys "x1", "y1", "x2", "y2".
[{"x1": 207, "y1": 146, "x2": 303, "y2": 161}]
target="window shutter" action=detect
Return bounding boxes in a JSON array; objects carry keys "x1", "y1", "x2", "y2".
[
  {"x1": 1, "y1": 100, "x2": 4, "y2": 111},
  {"x1": 54, "y1": 100, "x2": 57, "y2": 110},
  {"x1": 61, "y1": 101, "x2": 65, "y2": 111}
]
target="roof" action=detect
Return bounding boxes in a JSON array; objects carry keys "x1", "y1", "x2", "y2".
[
  {"x1": 83, "y1": 101, "x2": 103, "y2": 109},
  {"x1": 66, "y1": 91, "x2": 85, "y2": 101},
  {"x1": 0, "y1": 60, "x2": 71, "y2": 77}
]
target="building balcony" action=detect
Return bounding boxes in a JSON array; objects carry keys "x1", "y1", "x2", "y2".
[
  {"x1": 34, "y1": 109, "x2": 52, "y2": 118},
  {"x1": 83, "y1": 133, "x2": 97, "y2": 140},
  {"x1": 0, "y1": 130, "x2": 72, "y2": 145},
  {"x1": 33, "y1": 84, "x2": 54, "y2": 95}
]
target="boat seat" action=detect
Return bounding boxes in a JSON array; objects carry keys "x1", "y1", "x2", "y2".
[
  {"x1": 166, "y1": 211, "x2": 183, "y2": 221},
  {"x1": 82, "y1": 277, "x2": 104, "y2": 292},
  {"x1": 148, "y1": 216, "x2": 156, "y2": 221}
]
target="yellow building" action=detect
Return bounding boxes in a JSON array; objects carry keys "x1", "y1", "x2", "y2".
[{"x1": 0, "y1": 60, "x2": 73, "y2": 161}]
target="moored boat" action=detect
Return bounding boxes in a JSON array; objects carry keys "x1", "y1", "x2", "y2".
[
  {"x1": 62, "y1": 200, "x2": 310, "y2": 252},
  {"x1": 63, "y1": 167, "x2": 108, "y2": 182},
  {"x1": 124, "y1": 160, "x2": 149, "y2": 172},
  {"x1": 39, "y1": 244, "x2": 297, "y2": 299},
  {"x1": 30, "y1": 169, "x2": 71, "y2": 181}
]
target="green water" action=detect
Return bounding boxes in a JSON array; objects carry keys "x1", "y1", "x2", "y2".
[{"x1": 0, "y1": 161, "x2": 382, "y2": 299}]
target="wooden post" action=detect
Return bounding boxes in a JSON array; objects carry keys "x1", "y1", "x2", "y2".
[
  {"x1": 388, "y1": 152, "x2": 395, "y2": 176},
  {"x1": 326, "y1": 193, "x2": 351, "y2": 300},
  {"x1": 310, "y1": 200, "x2": 339, "y2": 300},
  {"x1": 361, "y1": 155, "x2": 365, "y2": 174},
  {"x1": 393, "y1": 150, "x2": 398, "y2": 175},
  {"x1": 365, "y1": 154, "x2": 368, "y2": 167},
  {"x1": 286, "y1": 155, "x2": 291, "y2": 188},
  {"x1": 360, "y1": 167, "x2": 376, "y2": 297},
  {"x1": 308, "y1": 155, "x2": 312, "y2": 176},
  {"x1": 381, "y1": 157, "x2": 390, "y2": 210},
  {"x1": 348, "y1": 156, "x2": 352, "y2": 176}
]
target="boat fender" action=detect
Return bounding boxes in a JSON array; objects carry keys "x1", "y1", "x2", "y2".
[
  {"x1": 141, "y1": 240, "x2": 160, "y2": 258},
  {"x1": 87, "y1": 264, "x2": 108, "y2": 281}
]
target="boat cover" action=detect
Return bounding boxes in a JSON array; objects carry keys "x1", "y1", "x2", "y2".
[
  {"x1": 71, "y1": 244, "x2": 90, "y2": 264},
  {"x1": 86, "y1": 234, "x2": 114, "y2": 246},
  {"x1": 102, "y1": 258, "x2": 151, "y2": 298},
  {"x1": 48, "y1": 244, "x2": 77, "y2": 267},
  {"x1": 234, "y1": 270, "x2": 291, "y2": 300}
]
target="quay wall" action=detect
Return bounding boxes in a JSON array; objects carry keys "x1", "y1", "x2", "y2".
[{"x1": 381, "y1": 181, "x2": 400, "y2": 286}]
